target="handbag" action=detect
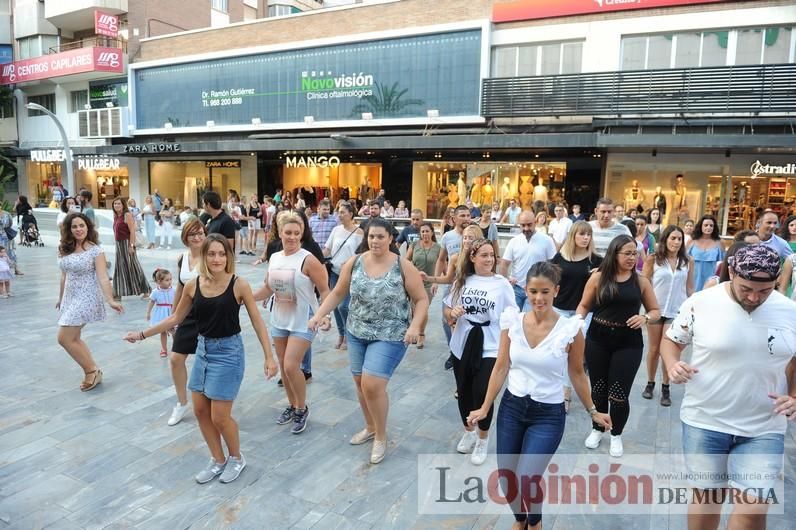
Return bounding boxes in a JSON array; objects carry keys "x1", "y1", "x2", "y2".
[
  {"x1": 324, "y1": 228, "x2": 356, "y2": 274},
  {"x1": 4, "y1": 226, "x2": 17, "y2": 240}
]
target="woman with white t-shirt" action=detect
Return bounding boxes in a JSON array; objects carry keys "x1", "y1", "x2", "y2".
[
  {"x1": 468, "y1": 261, "x2": 611, "y2": 530},
  {"x1": 641, "y1": 225, "x2": 693, "y2": 407},
  {"x1": 443, "y1": 238, "x2": 517, "y2": 465},
  {"x1": 323, "y1": 201, "x2": 363, "y2": 350},
  {"x1": 254, "y1": 212, "x2": 329, "y2": 435}
]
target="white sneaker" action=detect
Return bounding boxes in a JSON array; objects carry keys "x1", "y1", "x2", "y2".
[
  {"x1": 167, "y1": 402, "x2": 191, "y2": 426},
  {"x1": 471, "y1": 437, "x2": 488, "y2": 466},
  {"x1": 584, "y1": 429, "x2": 603, "y2": 449},
  {"x1": 456, "y1": 430, "x2": 478, "y2": 454},
  {"x1": 609, "y1": 435, "x2": 624, "y2": 457}
]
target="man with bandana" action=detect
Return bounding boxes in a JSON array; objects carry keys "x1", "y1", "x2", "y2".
[{"x1": 661, "y1": 244, "x2": 796, "y2": 530}]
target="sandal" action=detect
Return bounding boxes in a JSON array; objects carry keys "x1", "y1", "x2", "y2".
[
  {"x1": 80, "y1": 369, "x2": 103, "y2": 392},
  {"x1": 417, "y1": 333, "x2": 425, "y2": 349}
]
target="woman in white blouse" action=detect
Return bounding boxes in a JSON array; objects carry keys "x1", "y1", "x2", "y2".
[
  {"x1": 468, "y1": 262, "x2": 610, "y2": 530},
  {"x1": 641, "y1": 225, "x2": 693, "y2": 407},
  {"x1": 323, "y1": 201, "x2": 363, "y2": 350}
]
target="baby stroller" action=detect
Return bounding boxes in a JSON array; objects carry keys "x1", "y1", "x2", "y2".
[{"x1": 21, "y1": 213, "x2": 43, "y2": 247}]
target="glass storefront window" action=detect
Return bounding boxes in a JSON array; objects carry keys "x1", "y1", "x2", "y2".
[
  {"x1": 26, "y1": 161, "x2": 62, "y2": 206},
  {"x1": 413, "y1": 161, "x2": 567, "y2": 219},
  {"x1": 281, "y1": 162, "x2": 382, "y2": 208},
  {"x1": 149, "y1": 161, "x2": 241, "y2": 210}
]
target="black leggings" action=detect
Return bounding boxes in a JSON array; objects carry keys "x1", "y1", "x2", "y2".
[
  {"x1": 452, "y1": 356, "x2": 496, "y2": 432},
  {"x1": 585, "y1": 323, "x2": 643, "y2": 436}
]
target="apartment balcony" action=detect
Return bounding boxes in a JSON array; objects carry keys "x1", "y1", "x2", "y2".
[
  {"x1": 45, "y1": 0, "x2": 127, "y2": 33},
  {"x1": 481, "y1": 63, "x2": 796, "y2": 120},
  {"x1": 49, "y1": 36, "x2": 127, "y2": 55}
]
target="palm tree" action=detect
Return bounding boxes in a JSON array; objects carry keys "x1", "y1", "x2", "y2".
[{"x1": 350, "y1": 82, "x2": 425, "y2": 118}]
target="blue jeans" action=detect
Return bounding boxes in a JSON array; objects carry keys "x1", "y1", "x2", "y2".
[
  {"x1": 681, "y1": 422, "x2": 784, "y2": 491},
  {"x1": 330, "y1": 271, "x2": 351, "y2": 338},
  {"x1": 496, "y1": 389, "x2": 566, "y2": 525},
  {"x1": 512, "y1": 284, "x2": 529, "y2": 311}
]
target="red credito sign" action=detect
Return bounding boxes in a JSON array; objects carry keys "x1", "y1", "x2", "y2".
[
  {"x1": 0, "y1": 47, "x2": 123, "y2": 85},
  {"x1": 492, "y1": 0, "x2": 731, "y2": 22},
  {"x1": 95, "y1": 11, "x2": 120, "y2": 38}
]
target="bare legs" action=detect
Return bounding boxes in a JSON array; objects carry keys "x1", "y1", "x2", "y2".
[
  {"x1": 353, "y1": 374, "x2": 390, "y2": 441},
  {"x1": 646, "y1": 322, "x2": 670, "y2": 385},
  {"x1": 274, "y1": 336, "x2": 310, "y2": 409},
  {"x1": 192, "y1": 393, "x2": 240, "y2": 463},
  {"x1": 170, "y1": 352, "x2": 189, "y2": 406},
  {"x1": 57, "y1": 325, "x2": 99, "y2": 384},
  {"x1": 688, "y1": 489, "x2": 769, "y2": 530}
]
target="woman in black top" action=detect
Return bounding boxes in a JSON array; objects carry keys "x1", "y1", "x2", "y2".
[
  {"x1": 550, "y1": 221, "x2": 602, "y2": 410},
  {"x1": 576, "y1": 235, "x2": 659, "y2": 458},
  {"x1": 125, "y1": 234, "x2": 277, "y2": 485}
]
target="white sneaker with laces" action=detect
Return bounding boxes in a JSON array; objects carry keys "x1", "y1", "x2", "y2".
[
  {"x1": 609, "y1": 435, "x2": 624, "y2": 457},
  {"x1": 584, "y1": 429, "x2": 603, "y2": 449},
  {"x1": 456, "y1": 430, "x2": 478, "y2": 454},
  {"x1": 168, "y1": 402, "x2": 191, "y2": 426},
  {"x1": 470, "y1": 437, "x2": 488, "y2": 466}
]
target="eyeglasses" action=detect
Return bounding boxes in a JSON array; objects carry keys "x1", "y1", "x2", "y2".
[
  {"x1": 617, "y1": 251, "x2": 639, "y2": 257},
  {"x1": 187, "y1": 232, "x2": 205, "y2": 239}
]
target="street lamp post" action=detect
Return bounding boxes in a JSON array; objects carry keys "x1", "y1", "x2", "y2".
[{"x1": 24, "y1": 102, "x2": 75, "y2": 196}]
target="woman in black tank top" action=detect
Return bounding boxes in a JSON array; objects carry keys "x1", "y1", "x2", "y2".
[
  {"x1": 125, "y1": 234, "x2": 277, "y2": 485},
  {"x1": 576, "y1": 235, "x2": 660, "y2": 458}
]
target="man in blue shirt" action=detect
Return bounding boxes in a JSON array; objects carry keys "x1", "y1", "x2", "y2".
[
  {"x1": 757, "y1": 211, "x2": 793, "y2": 259},
  {"x1": 396, "y1": 209, "x2": 423, "y2": 247}
]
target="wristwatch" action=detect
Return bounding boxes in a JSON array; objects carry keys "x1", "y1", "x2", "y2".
[{"x1": 587, "y1": 405, "x2": 597, "y2": 416}]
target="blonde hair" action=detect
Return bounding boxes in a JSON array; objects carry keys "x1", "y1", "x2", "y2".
[
  {"x1": 560, "y1": 220, "x2": 595, "y2": 260},
  {"x1": 453, "y1": 224, "x2": 484, "y2": 288},
  {"x1": 277, "y1": 212, "x2": 303, "y2": 233},
  {"x1": 197, "y1": 234, "x2": 235, "y2": 279}
]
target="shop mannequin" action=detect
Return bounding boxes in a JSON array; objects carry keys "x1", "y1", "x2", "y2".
[
  {"x1": 500, "y1": 176, "x2": 511, "y2": 206},
  {"x1": 470, "y1": 176, "x2": 482, "y2": 206},
  {"x1": 674, "y1": 174, "x2": 687, "y2": 211},
  {"x1": 624, "y1": 179, "x2": 646, "y2": 212},
  {"x1": 652, "y1": 186, "x2": 667, "y2": 214},
  {"x1": 519, "y1": 175, "x2": 533, "y2": 209},
  {"x1": 533, "y1": 176, "x2": 549, "y2": 203},
  {"x1": 457, "y1": 173, "x2": 467, "y2": 204},
  {"x1": 359, "y1": 177, "x2": 372, "y2": 203},
  {"x1": 481, "y1": 177, "x2": 494, "y2": 206},
  {"x1": 447, "y1": 183, "x2": 460, "y2": 208}
]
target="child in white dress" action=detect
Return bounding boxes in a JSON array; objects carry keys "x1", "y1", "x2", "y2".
[
  {"x1": 0, "y1": 246, "x2": 12, "y2": 298},
  {"x1": 146, "y1": 268, "x2": 175, "y2": 357}
]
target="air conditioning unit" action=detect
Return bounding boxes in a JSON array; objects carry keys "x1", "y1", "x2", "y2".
[{"x1": 77, "y1": 107, "x2": 129, "y2": 138}]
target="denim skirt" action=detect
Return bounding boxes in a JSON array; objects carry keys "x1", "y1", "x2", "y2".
[{"x1": 188, "y1": 334, "x2": 245, "y2": 401}]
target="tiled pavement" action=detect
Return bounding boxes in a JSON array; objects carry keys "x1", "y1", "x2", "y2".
[{"x1": 0, "y1": 229, "x2": 793, "y2": 530}]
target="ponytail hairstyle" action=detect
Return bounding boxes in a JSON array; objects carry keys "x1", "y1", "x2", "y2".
[{"x1": 152, "y1": 268, "x2": 172, "y2": 283}]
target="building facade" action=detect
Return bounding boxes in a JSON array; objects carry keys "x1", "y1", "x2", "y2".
[{"x1": 8, "y1": 0, "x2": 796, "y2": 234}]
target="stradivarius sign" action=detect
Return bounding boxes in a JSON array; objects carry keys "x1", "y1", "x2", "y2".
[{"x1": 750, "y1": 160, "x2": 796, "y2": 177}]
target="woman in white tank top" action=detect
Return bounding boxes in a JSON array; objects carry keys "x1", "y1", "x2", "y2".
[
  {"x1": 777, "y1": 253, "x2": 796, "y2": 300},
  {"x1": 641, "y1": 225, "x2": 694, "y2": 407},
  {"x1": 254, "y1": 213, "x2": 329, "y2": 435}
]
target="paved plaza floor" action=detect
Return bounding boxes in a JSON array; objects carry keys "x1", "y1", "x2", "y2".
[{"x1": 0, "y1": 229, "x2": 793, "y2": 529}]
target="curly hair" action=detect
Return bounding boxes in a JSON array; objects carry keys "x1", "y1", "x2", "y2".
[{"x1": 58, "y1": 212, "x2": 99, "y2": 256}]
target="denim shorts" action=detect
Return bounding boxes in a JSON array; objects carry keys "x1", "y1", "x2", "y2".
[
  {"x1": 681, "y1": 422, "x2": 784, "y2": 491},
  {"x1": 346, "y1": 332, "x2": 407, "y2": 380},
  {"x1": 188, "y1": 334, "x2": 245, "y2": 401},
  {"x1": 270, "y1": 326, "x2": 314, "y2": 343}
]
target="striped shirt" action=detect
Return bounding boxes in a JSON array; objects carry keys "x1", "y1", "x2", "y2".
[{"x1": 589, "y1": 221, "x2": 632, "y2": 257}]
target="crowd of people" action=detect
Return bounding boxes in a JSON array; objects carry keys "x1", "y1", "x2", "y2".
[{"x1": 4, "y1": 180, "x2": 791, "y2": 530}]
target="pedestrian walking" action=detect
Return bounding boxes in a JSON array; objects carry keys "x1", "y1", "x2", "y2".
[
  {"x1": 323, "y1": 201, "x2": 363, "y2": 350},
  {"x1": 165, "y1": 218, "x2": 207, "y2": 426},
  {"x1": 146, "y1": 268, "x2": 175, "y2": 358},
  {"x1": 687, "y1": 215, "x2": 724, "y2": 291},
  {"x1": 142, "y1": 195, "x2": 157, "y2": 249},
  {"x1": 467, "y1": 262, "x2": 611, "y2": 530},
  {"x1": 661, "y1": 244, "x2": 796, "y2": 530},
  {"x1": 124, "y1": 234, "x2": 277, "y2": 484},
  {"x1": 158, "y1": 198, "x2": 176, "y2": 249},
  {"x1": 0, "y1": 208, "x2": 20, "y2": 275},
  {"x1": 589, "y1": 197, "x2": 632, "y2": 257},
  {"x1": 111, "y1": 198, "x2": 150, "y2": 299},
  {"x1": 253, "y1": 212, "x2": 330, "y2": 435},
  {"x1": 444, "y1": 237, "x2": 517, "y2": 465},
  {"x1": 576, "y1": 234, "x2": 660, "y2": 457},
  {"x1": 58, "y1": 212, "x2": 123, "y2": 391},
  {"x1": 246, "y1": 194, "x2": 261, "y2": 255},
  {"x1": 309, "y1": 217, "x2": 428, "y2": 464},
  {"x1": 499, "y1": 210, "x2": 556, "y2": 311},
  {"x1": 405, "y1": 221, "x2": 441, "y2": 349},
  {"x1": 640, "y1": 225, "x2": 693, "y2": 406},
  {"x1": 550, "y1": 220, "x2": 603, "y2": 410},
  {"x1": 0, "y1": 246, "x2": 12, "y2": 297}
]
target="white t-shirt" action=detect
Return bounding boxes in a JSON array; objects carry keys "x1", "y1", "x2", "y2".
[
  {"x1": 502, "y1": 232, "x2": 557, "y2": 287},
  {"x1": 501, "y1": 307, "x2": 584, "y2": 403},
  {"x1": 666, "y1": 284, "x2": 796, "y2": 437},
  {"x1": 548, "y1": 217, "x2": 573, "y2": 245},
  {"x1": 444, "y1": 275, "x2": 517, "y2": 359},
  {"x1": 589, "y1": 221, "x2": 632, "y2": 257},
  {"x1": 325, "y1": 225, "x2": 362, "y2": 275},
  {"x1": 440, "y1": 229, "x2": 462, "y2": 257}
]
